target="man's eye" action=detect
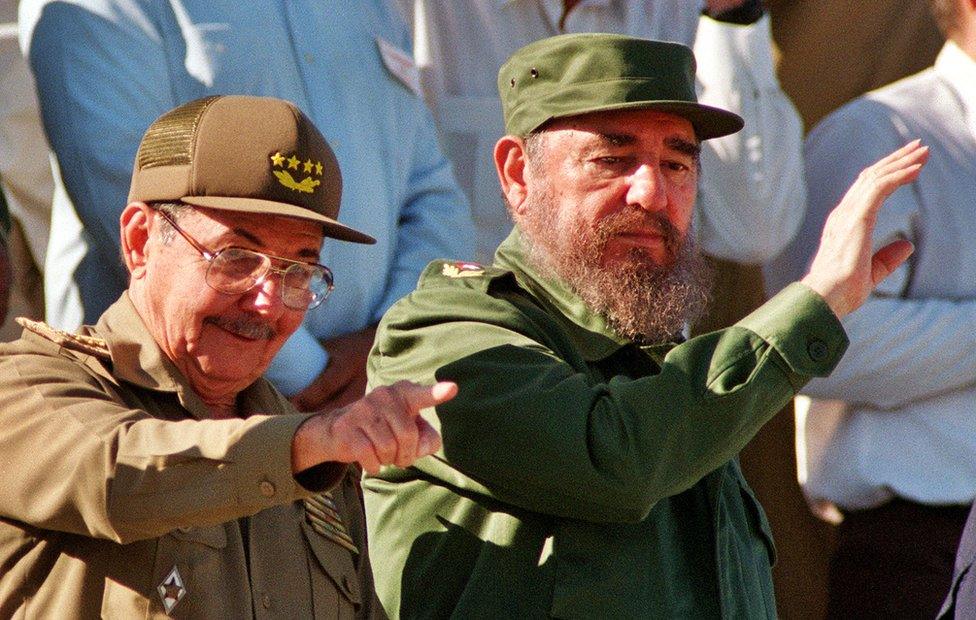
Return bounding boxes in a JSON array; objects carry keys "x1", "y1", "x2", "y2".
[{"x1": 664, "y1": 161, "x2": 689, "y2": 172}]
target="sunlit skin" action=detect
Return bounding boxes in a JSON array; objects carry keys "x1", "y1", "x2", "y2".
[
  {"x1": 497, "y1": 108, "x2": 700, "y2": 269},
  {"x1": 121, "y1": 202, "x2": 323, "y2": 417}
]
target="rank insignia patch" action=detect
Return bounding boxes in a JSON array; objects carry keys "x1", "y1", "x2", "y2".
[
  {"x1": 270, "y1": 151, "x2": 323, "y2": 194},
  {"x1": 442, "y1": 262, "x2": 485, "y2": 278},
  {"x1": 158, "y1": 565, "x2": 186, "y2": 614}
]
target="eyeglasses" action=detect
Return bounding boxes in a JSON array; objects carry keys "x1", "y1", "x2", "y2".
[{"x1": 153, "y1": 207, "x2": 334, "y2": 310}]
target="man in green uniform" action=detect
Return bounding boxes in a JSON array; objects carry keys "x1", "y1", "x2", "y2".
[
  {"x1": 364, "y1": 34, "x2": 927, "y2": 617},
  {"x1": 0, "y1": 95, "x2": 456, "y2": 618}
]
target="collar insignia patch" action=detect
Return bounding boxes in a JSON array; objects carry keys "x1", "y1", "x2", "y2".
[
  {"x1": 442, "y1": 262, "x2": 485, "y2": 278},
  {"x1": 158, "y1": 565, "x2": 186, "y2": 614},
  {"x1": 270, "y1": 151, "x2": 323, "y2": 194}
]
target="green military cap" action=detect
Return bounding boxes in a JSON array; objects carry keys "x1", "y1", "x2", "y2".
[{"x1": 498, "y1": 33, "x2": 744, "y2": 140}]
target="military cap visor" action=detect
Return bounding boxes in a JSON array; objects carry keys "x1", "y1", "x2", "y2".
[{"x1": 499, "y1": 34, "x2": 744, "y2": 140}]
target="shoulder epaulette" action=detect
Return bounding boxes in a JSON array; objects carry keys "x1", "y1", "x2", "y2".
[{"x1": 16, "y1": 317, "x2": 111, "y2": 360}]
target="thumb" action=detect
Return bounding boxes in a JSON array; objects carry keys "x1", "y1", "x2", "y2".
[
  {"x1": 871, "y1": 239, "x2": 914, "y2": 285},
  {"x1": 415, "y1": 417, "x2": 443, "y2": 456}
]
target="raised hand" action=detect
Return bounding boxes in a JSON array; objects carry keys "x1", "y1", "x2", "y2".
[
  {"x1": 800, "y1": 140, "x2": 928, "y2": 318},
  {"x1": 292, "y1": 380, "x2": 456, "y2": 474}
]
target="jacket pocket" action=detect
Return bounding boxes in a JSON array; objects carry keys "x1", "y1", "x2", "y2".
[
  {"x1": 301, "y1": 520, "x2": 362, "y2": 615},
  {"x1": 148, "y1": 524, "x2": 232, "y2": 617}
]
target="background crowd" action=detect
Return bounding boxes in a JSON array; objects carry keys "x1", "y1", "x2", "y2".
[{"x1": 0, "y1": 1, "x2": 969, "y2": 618}]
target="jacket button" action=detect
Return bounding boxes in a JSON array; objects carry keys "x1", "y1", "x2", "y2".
[
  {"x1": 262, "y1": 593, "x2": 272, "y2": 609},
  {"x1": 259, "y1": 481, "x2": 276, "y2": 497},
  {"x1": 807, "y1": 339, "x2": 829, "y2": 362}
]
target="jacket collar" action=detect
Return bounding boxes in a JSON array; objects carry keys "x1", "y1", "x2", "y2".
[
  {"x1": 492, "y1": 228, "x2": 632, "y2": 361},
  {"x1": 86, "y1": 293, "x2": 283, "y2": 420}
]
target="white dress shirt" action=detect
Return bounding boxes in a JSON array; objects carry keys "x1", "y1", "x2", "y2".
[
  {"x1": 398, "y1": 0, "x2": 806, "y2": 263},
  {"x1": 778, "y1": 42, "x2": 976, "y2": 510}
]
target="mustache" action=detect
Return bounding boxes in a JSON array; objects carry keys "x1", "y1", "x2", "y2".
[
  {"x1": 595, "y1": 209, "x2": 683, "y2": 258},
  {"x1": 205, "y1": 316, "x2": 276, "y2": 340}
]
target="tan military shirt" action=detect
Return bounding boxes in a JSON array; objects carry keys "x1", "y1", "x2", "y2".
[{"x1": 0, "y1": 294, "x2": 380, "y2": 618}]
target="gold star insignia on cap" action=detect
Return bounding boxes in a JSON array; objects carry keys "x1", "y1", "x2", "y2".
[
  {"x1": 303, "y1": 159, "x2": 314, "y2": 173},
  {"x1": 157, "y1": 565, "x2": 186, "y2": 614},
  {"x1": 287, "y1": 155, "x2": 300, "y2": 170},
  {"x1": 315, "y1": 162, "x2": 323, "y2": 176},
  {"x1": 270, "y1": 152, "x2": 285, "y2": 167}
]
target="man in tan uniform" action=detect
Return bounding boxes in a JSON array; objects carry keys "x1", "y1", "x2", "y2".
[{"x1": 0, "y1": 95, "x2": 454, "y2": 618}]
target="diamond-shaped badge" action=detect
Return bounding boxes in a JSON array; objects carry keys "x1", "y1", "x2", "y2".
[{"x1": 157, "y1": 565, "x2": 186, "y2": 614}]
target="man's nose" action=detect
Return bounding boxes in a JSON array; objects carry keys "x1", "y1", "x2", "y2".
[
  {"x1": 247, "y1": 270, "x2": 285, "y2": 312},
  {"x1": 625, "y1": 164, "x2": 667, "y2": 213}
]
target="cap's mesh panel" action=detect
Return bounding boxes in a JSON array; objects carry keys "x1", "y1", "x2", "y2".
[{"x1": 137, "y1": 96, "x2": 220, "y2": 170}]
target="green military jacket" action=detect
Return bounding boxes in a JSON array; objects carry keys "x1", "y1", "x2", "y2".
[
  {"x1": 0, "y1": 295, "x2": 379, "y2": 619},
  {"x1": 365, "y1": 231, "x2": 848, "y2": 619}
]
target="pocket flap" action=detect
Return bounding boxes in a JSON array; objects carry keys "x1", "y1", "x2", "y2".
[
  {"x1": 169, "y1": 524, "x2": 227, "y2": 549},
  {"x1": 300, "y1": 520, "x2": 362, "y2": 605}
]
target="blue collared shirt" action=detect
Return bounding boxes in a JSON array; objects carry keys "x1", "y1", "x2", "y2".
[{"x1": 21, "y1": 0, "x2": 475, "y2": 394}]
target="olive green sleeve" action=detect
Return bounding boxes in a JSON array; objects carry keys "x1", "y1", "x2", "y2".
[
  {"x1": 0, "y1": 339, "x2": 339, "y2": 543},
  {"x1": 369, "y1": 281, "x2": 846, "y2": 524}
]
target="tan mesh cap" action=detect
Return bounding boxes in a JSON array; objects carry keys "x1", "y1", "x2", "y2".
[{"x1": 128, "y1": 95, "x2": 374, "y2": 244}]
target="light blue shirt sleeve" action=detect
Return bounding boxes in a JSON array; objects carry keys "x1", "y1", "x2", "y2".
[
  {"x1": 797, "y1": 98, "x2": 976, "y2": 409},
  {"x1": 21, "y1": 0, "x2": 178, "y2": 319}
]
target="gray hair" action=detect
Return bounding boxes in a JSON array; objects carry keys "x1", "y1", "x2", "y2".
[{"x1": 149, "y1": 201, "x2": 191, "y2": 244}]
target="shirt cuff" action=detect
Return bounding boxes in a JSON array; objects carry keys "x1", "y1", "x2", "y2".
[
  {"x1": 737, "y1": 282, "x2": 849, "y2": 378},
  {"x1": 229, "y1": 413, "x2": 346, "y2": 504},
  {"x1": 266, "y1": 326, "x2": 330, "y2": 396}
]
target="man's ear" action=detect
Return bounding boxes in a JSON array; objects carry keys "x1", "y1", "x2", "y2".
[
  {"x1": 120, "y1": 202, "x2": 152, "y2": 279},
  {"x1": 494, "y1": 135, "x2": 530, "y2": 215}
]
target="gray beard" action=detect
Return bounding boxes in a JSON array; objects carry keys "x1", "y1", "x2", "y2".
[{"x1": 519, "y1": 199, "x2": 713, "y2": 343}]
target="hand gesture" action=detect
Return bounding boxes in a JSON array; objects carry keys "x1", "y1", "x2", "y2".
[
  {"x1": 800, "y1": 140, "x2": 928, "y2": 318},
  {"x1": 292, "y1": 381, "x2": 457, "y2": 474}
]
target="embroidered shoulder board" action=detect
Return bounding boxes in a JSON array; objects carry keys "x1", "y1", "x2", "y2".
[
  {"x1": 441, "y1": 261, "x2": 486, "y2": 278},
  {"x1": 16, "y1": 317, "x2": 111, "y2": 360}
]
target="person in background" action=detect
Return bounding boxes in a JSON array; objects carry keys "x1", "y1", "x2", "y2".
[
  {"x1": 769, "y1": 0, "x2": 976, "y2": 616},
  {"x1": 0, "y1": 95, "x2": 454, "y2": 618},
  {"x1": 363, "y1": 33, "x2": 927, "y2": 618},
  {"x1": 0, "y1": 1, "x2": 51, "y2": 341},
  {"x1": 19, "y1": 0, "x2": 474, "y2": 411}
]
